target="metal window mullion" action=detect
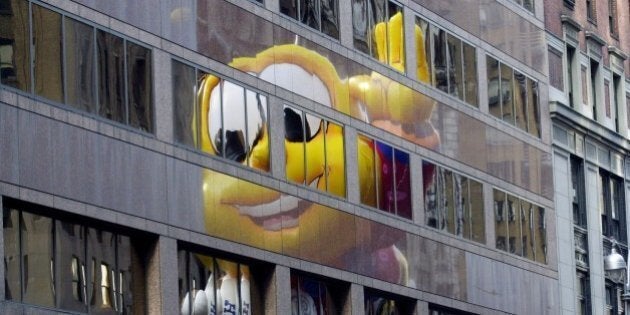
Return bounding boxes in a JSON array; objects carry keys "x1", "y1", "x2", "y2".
[
  {"x1": 61, "y1": 15, "x2": 67, "y2": 105},
  {"x1": 220, "y1": 81, "x2": 226, "y2": 159},
  {"x1": 392, "y1": 148, "x2": 398, "y2": 216},
  {"x1": 243, "y1": 88, "x2": 250, "y2": 167},
  {"x1": 123, "y1": 39, "x2": 129, "y2": 125},
  {"x1": 93, "y1": 27, "x2": 99, "y2": 115},
  {"x1": 301, "y1": 111, "x2": 307, "y2": 185},
  {"x1": 316, "y1": 0, "x2": 322, "y2": 32},
  {"x1": 28, "y1": 1, "x2": 34, "y2": 94},
  {"x1": 323, "y1": 120, "x2": 328, "y2": 192}
]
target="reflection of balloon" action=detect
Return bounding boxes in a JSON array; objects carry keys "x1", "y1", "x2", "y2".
[
  {"x1": 204, "y1": 275, "x2": 216, "y2": 314},
  {"x1": 291, "y1": 287, "x2": 317, "y2": 315},
  {"x1": 199, "y1": 9, "x2": 439, "y2": 287}
]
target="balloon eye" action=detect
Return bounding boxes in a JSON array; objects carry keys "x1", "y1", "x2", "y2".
[{"x1": 208, "y1": 80, "x2": 267, "y2": 163}]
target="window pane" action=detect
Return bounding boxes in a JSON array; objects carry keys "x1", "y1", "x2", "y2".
[
  {"x1": 500, "y1": 63, "x2": 514, "y2": 125},
  {"x1": 217, "y1": 259, "x2": 240, "y2": 314},
  {"x1": 423, "y1": 161, "x2": 438, "y2": 228},
  {"x1": 22, "y1": 212, "x2": 55, "y2": 307},
  {"x1": 305, "y1": 112, "x2": 326, "y2": 192},
  {"x1": 65, "y1": 18, "x2": 96, "y2": 113},
  {"x1": 458, "y1": 175, "x2": 469, "y2": 238},
  {"x1": 376, "y1": 141, "x2": 394, "y2": 213},
  {"x1": 520, "y1": 200, "x2": 534, "y2": 260},
  {"x1": 32, "y1": 4, "x2": 64, "y2": 103},
  {"x1": 178, "y1": 251, "x2": 190, "y2": 315},
  {"x1": 87, "y1": 228, "x2": 116, "y2": 313},
  {"x1": 432, "y1": 27, "x2": 447, "y2": 92},
  {"x1": 127, "y1": 42, "x2": 153, "y2": 132},
  {"x1": 221, "y1": 81, "x2": 247, "y2": 162},
  {"x1": 469, "y1": 179, "x2": 485, "y2": 243},
  {"x1": 172, "y1": 60, "x2": 197, "y2": 147},
  {"x1": 548, "y1": 47, "x2": 564, "y2": 91},
  {"x1": 463, "y1": 42, "x2": 477, "y2": 106},
  {"x1": 487, "y1": 57, "x2": 501, "y2": 118},
  {"x1": 56, "y1": 221, "x2": 87, "y2": 312},
  {"x1": 415, "y1": 17, "x2": 432, "y2": 84},
  {"x1": 0, "y1": 0, "x2": 30, "y2": 91},
  {"x1": 3, "y1": 208, "x2": 21, "y2": 301},
  {"x1": 97, "y1": 30, "x2": 126, "y2": 124},
  {"x1": 394, "y1": 149, "x2": 411, "y2": 219},
  {"x1": 117, "y1": 235, "x2": 133, "y2": 314},
  {"x1": 494, "y1": 190, "x2": 508, "y2": 251},
  {"x1": 444, "y1": 169, "x2": 456, "y2": 234},
  {"x1": 535, "y1": 207, "x2": 547, "y2": 263},
  {"x1": 245, "y1": 90, "x2": 269, "y2": 171},
  {"x1": 513, "y1": 71, "x2": 527, "y2": 132},
  {"x1": 352, "y1": 0, "x2": 372, "y2": 55},
  {"x1": 527, "y1": 78, "x2": 540, "y2": 137},
  {"x1": 239, "y1": 265, "x2": 252, "y2": 315},
  {"x1": 302, "y1": 0, "x2": 321, "y2": 32},
  {"x1": 358, "y1": 135, "x2": 377, "y2": 208},
  {"x1": 321, "y1": 0, "x2": 339, "y2": 39},
  {"x1": 446, "y1": 34, "x2": 463, "y2": 99},
  {"x1": 280, "y1": 0, "x2": 298, "y2": 19},
  {"x1": 325, "y1": 122, "x2": 345, "y2": 197},
  {"x1": 507, "y1": 194, "x2": 521, "y2": 256},
  {"x1": 285, "y1": 106, "x2": 306, "y2": 185}
]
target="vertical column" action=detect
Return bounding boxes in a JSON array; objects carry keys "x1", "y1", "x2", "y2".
[
  {"x1": 345, "y1": 126, "x2": 360, "y2": 204},
  {"x1": 338, "y1": 0, "x2": 354, "y2": 49},
  {"x1": 411, "y1": 154, "x2": 425, "y2": 225},
  {"x1": 416, "y1": 300, "x2": 429, "y2": 315},
  {"x1": 350, "y1": 283, "x2": 365, "y2": 315},
  {"x1": 153, "y1": 50, "x2": 173, "y2": 143},
  {"x1": 484, "y1": 183, "x2": 495, "y2": 247},
  {"x1": 403, "y1": 6, "x2": 417, "y2": 81},
  {"x1": 146, "y1": 235, "x2": 178, "y2": 315},
  {"x1": 265, "y1": 0, "x2": 279, "y2": 13},
  {"x1": 273, "y1": 265, "x2": 292, "y2": 314},
  {"x1": 0, "y1": 196, "x2": 5, "y2": 301},
  {"x1": 268, "y1": 96, "x2": 286, "y2": 179},
  {"x1": 477, "y1": 48, "x2": 489, "y2": 114}
]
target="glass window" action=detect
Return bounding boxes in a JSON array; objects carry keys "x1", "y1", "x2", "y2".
[
  {"x1": 3, "y1": 208, "x2": 21, "y2": 301},
  {"x1": 417, "y1": 17, "x2": 477, "y2": 106},
  {"x1": 3, "y1": 204, "x2": 146, "y2": 314},
  {"x1": 487, "y1": 56, "x2": 540, "y2": 137},
  {"x1": 65, "y1": 17, "x2": 96, "y2": 113},
  {"x1": 352, "y1": 0, "x2": 405, "y2": 72},
  {"x1": 609, "y1": 0, "x2": 618, "y2": 36},
  {"x1": 600, "y1": 171, "x2": 626, "y2": 243},
  {"x1": 364, "y1": 289, "x2": 414, "y2": 315},
  {"x1": 285, "y1": 105, "x2": 345, "y2": 197},
  {"x1": 32, "y1": 4, "x2": 64, "y2": 103},
  {"x1": 127, "y1": 42, "x2": 153, "y2": 132},
  {"x1": 357, "y1": 134, "x2": 410, "y2": 218},
  {"x1": 0, "y1": 0, "x2": 30, "y2": 92},
  {"x1": 423, "y1": 161, "x2": 485, "y2": 242},
  {"x1": 280, "y1": 0, "x2": 339, "y2": 39},
  {"x1": 179, "y1": 249, "x2": 258, "y2": 315},
  {"x1": 97, "y1": 30, "x2": 126, "y2": 124},
  {"x1": 493, "y1": 189, "x2": 546, "y2": 262},
  {"x1": 182, "y1": 69, "x2": 270, "y2": 172},
  {"x1": 291, "y1": 273, "x2": 339, "y2": 314},
  {"x1": 548, "y1": 47, "x2": 564, "y2": 91}
]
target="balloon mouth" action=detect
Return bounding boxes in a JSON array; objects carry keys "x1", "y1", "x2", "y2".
[{"x1": 233, "y1": 194, "x2": 312, "y2": 231}]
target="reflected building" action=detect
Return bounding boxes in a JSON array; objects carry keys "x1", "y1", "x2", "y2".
[
  {"x1": 546, "y1": 0, "x2": 630, "y2": 314},
  {"x1": 0, "y1": 0, "x2": 556, "y2": 314}
]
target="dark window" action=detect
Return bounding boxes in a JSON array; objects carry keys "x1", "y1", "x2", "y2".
[
  {"x1": 612, "y1": 74, "x2": 621, "y2": 132},
  {"x1": 280, "y1": 0, "x2": 339, "y2": 39},
  {"x1": 600, "y1": 171, "x2": 626, "y2": 243},
  {"x1": 571, "y1": 156, "x2": 587, "y2": 228},
  {"x1": 64, "y1": 18, "x2": 96, "y2": 113},
  {"x1": 0, "y1": 0, "x2": 30, "y2": 91},
  {"x1": 566, "y1": 46, "x2": 576, "y2": 107},
  {"x1": 364, "y1": 289, "x2": 415, "y2": 315},
  {"x1": 291, "y1": 272, "x2": 346, "y2": 314},
  {"x1": 3, "y1": 203, "x2": 148, "y2": 314},
  {"x1": 32, "y1": 4, "x2": 64, "y2": 103},
  {"x1": 576, "y1": 271, "x2": 591, "y2": 315}
]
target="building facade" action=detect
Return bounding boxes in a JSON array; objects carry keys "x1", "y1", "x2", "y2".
[
  {"x1": 0, "y1": 0, "x2": 557, "y2": 314},
  {"x1": 546, "y1": 0, "x2": 630, "y2": 314}
]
